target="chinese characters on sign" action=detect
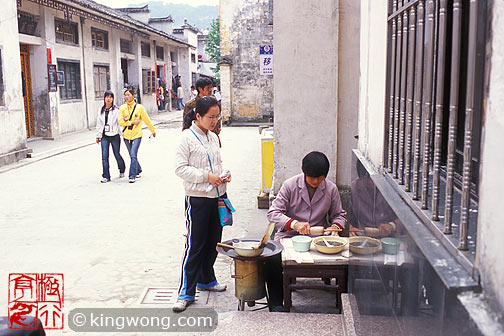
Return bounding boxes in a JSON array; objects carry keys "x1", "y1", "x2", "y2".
[
  {"x1": 48, "y1": 65, "x2": 57, "y2": 92},
  {"x1": 9, "y1": 273, "x2": 64, "y2": 330},
  {"x1": 260, "y1": 45, "x2": 273, "y2": 76}
]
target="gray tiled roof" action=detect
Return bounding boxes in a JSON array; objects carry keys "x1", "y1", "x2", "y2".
[{"x1": 149, "y1": 16, "x2": 174, "y2": 23}]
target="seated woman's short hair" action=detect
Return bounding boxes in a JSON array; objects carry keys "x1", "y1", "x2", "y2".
[{"x1": 302, "y1": 151, "x2": 330, "y2": 177}]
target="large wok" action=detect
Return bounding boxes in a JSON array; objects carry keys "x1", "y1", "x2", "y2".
[{"x1": 216, "y1": 223, "x2": 276, "y2": 258}]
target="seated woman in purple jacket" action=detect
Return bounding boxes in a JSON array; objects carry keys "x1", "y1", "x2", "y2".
[
  {"x1": 268, "y1": 152, "x2": 347, "y2": 239},
  {"x1": 264, "y1": 151, "x2": 347, "y2": 311}
]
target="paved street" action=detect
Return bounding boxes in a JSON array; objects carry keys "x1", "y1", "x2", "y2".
[{"x1": 0, "y1": 122, "x2": 270, "y2": 334}]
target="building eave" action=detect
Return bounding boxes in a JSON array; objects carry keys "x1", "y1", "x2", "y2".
[{"x1": 36, "y1": 0, "x2": 192, "y2": 47}]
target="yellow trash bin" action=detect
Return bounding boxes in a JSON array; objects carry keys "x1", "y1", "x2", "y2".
[{"x1": 261, "y1": 127, "x2": 274, "y2": 194}]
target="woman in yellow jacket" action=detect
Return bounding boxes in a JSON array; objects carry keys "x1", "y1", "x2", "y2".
[{"x1": 118, "y1": 87, "x2": 156, "y2": 183}]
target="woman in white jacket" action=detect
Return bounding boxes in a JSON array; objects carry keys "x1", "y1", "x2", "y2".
[
  {"x1": 95, "y1": 91, "x2": 126, "y2": 183},
  {"x1": 173, "y1": 96, "x2": 231, "y2": 312}
]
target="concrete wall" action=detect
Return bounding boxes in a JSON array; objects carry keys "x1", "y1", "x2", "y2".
[
  {"x1": 49, "y1": 9, "x2": 87, "y2": 135},
  {"x1": 337, "y1": 0, "x2": 360, "y2": 187},
  {"x1": 220, "y1": 0, "x2": 273, "y2": 121},
  {"x1": 173, "y1": 46, "x2": 190, "y2": 103},
  {"x1": 476, "y1": 0, "x2": 504, "y2": 315},
  {"x1": 138, "y1": 37, "x2": 157, "y2": 113},
  {"x1": 82, "y1": 19, "x2": 119, "y2": 130},
  {"x1": 28, "y1": 5, "x2": 57, "y2": 139},
  {"x1": 0, "y1": 1, "x2": 28, "y2": 164},
  {"x1": 272, "y1": 0, "x2": 339, "y2": 192},
  {"x1": 357, "y1": 0, "x2": 388, "y2": 166}
]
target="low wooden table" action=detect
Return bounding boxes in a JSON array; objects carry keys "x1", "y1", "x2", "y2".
[{"x1": 280, "y1": 237, "x2": 413, "y2": 312}]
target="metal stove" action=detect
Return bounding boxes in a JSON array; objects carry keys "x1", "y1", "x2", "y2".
[{"x1": 217, "y1": 239, "x2": 283, "y2": 310}]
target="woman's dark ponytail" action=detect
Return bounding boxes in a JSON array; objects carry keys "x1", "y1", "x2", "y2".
[
  {"x1": 182, "y1": 97, "x2": 219, "y2": 131},
  {"x1": 183, "y1": 110, "x2": 196, "y2": 130}
]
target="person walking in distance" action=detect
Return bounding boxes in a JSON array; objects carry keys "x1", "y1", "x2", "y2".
[
  {"x1": 177, "y1": 84, "x2": 185, "y2": 110},
  {"x1": 118, "y1": 87, "x2": 156, "y2": 183},
  {"x1": 173, "y1": 96, "x2": 231, "y2": 312},
  {"x1": 183, "y1": 78, "x2": 214, "y2": 129},
  {"x1": 95, "y1": 90, "x2": 126, "y2": 183},
  {"x1": 190, "y1": 85, "x2": 197, "y2": 99}
]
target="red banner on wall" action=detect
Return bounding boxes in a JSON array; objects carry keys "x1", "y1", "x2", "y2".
[{"x1": 47, "y1": 48, "x2": 52, "y2": 64}]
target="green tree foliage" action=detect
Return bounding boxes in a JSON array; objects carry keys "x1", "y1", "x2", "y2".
[
  {"x1": 205, "y1": 18, "x2": 220, "y2": 63},
  {"x1": 205, "y1": 18, "x2": 220, "y2": 84}
]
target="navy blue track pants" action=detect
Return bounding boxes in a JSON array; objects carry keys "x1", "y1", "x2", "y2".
[{"x1": 177, "y1": 195, "x2": 223, "y2": 301}]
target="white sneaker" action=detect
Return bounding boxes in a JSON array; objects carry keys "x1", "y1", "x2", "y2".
[
  {"x1": 172, "y1": 299, "x2": 193, "y2": 312},
  {"x1": 197, "y1": 284, "x2": 227, "y2": 292},
  {"x1": 119, "y1": 173, "x2": 125, "y2": 178},
  {"x1": 101, "y1": 178, "x2": 110, "y2": 183},
  {"x1": 129, "y1": 178, "x2": 135, "y2": 183},
  {"x1": 136, "y1": 173, "x2": 142, "y2": 178}
]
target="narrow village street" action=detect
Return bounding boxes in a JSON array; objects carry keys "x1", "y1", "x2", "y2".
[
  {"x1": 0, "y1": 121, "x2": 274, "y2": 334},
  {"x1": 2, "y1": 0, "x2": 504, "y2": 334}
]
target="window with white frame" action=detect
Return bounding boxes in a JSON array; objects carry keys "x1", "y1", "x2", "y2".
[
  {"x1": 58, "y1": 60, "x2": 82, "y2": 100},
  {"x1": 93, "y1": 65, "x2": 110, "y2": 98}
]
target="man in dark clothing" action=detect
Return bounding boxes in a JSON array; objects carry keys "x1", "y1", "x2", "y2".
[{"x1": 182, "y1": 78, "x2": 214, "y2": 129}]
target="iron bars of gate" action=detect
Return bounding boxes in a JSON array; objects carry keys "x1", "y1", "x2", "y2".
[{"x1": 384, "y1": 0, "x2": 487, "y2": 252}]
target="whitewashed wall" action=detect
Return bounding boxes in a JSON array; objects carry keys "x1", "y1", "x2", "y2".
[
  {"x1": 50, "y1": 10, "x2": 87, "y2": 135},
  {"x1": 177, "y1": 46, "x2": 191, "y2": 104},
  {"x1": 476, "y1": 0, "x2": 504, "y2": 315},
  {"x1": 337, "y1": 0, "x2": 360, "y2": 186},
  {"x1": 272, "y1": 0, "x2": 339, "y2": 192},
  {"x1": 357, "y1": 0, "x2": 388, "y2": 167},
  {"x1": 0, "y1": 1, "x2": 27, "y2": 164}
]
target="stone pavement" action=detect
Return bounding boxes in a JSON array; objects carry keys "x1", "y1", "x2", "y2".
[
  {"x1": 0, "y1": 109, "x2": 183, "y2": 175},
  {"x1": 0, "y1": 114, "x2": 342, "y2": 335}
]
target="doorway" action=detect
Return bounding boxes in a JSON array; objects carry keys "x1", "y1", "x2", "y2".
[
  {"x1": 121, "y1": 58, "x2": 129, "y2": 87},
  {"x1": 20, "y1": 44, "x2": 34, "y2": 138}
]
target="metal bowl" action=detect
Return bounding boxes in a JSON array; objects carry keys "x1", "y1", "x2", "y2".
[
  {"x1": 217, "y1": 239, "x2": 283, "y2": 260},
  {"x1": 233, "y1": 241, "x2": 264, "y2": 257},
  {"x1": 349, "y1": 236, "x2": 381, "y2": 254},
  {"x1": 313, "y1": 236, "x2": 347, "y2": 254}
]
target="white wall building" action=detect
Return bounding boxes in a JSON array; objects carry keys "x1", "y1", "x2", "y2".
[
  {"x1": 172, "y1": 19, "x2": 200, "y2": 102},
  {"x1": 6, "y1": 0, "x2": 190, "y2": 154},
  {"x1": 0, "y1": 1, "x2": 30, "y2": 167}
]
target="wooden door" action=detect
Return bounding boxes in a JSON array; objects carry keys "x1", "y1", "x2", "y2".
[{"x1": 20, "y1": 44, "x2": 34, "y2": 138}]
